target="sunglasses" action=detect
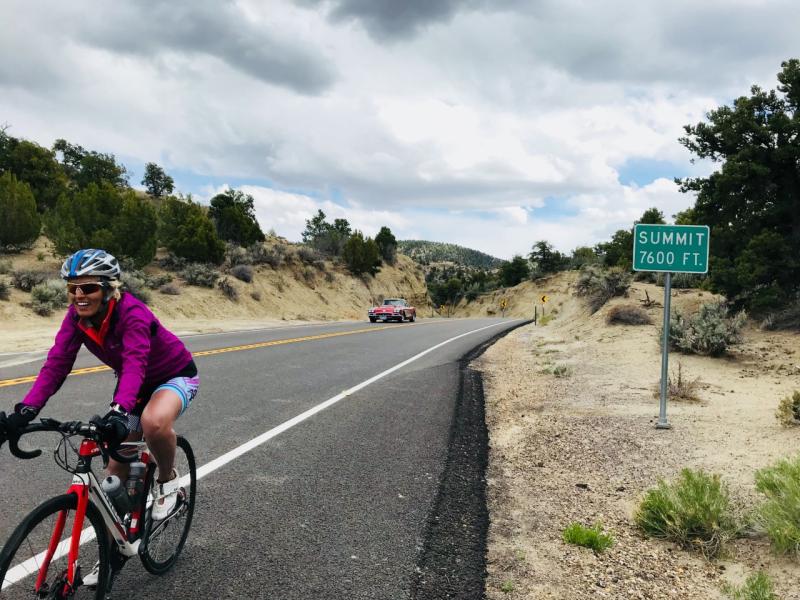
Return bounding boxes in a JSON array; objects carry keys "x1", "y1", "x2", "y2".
[{"x1": 66, "y1": 282, "x2": 107, "y2": 295}]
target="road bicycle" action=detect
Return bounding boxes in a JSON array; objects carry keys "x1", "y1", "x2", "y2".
[{"x1": 0, "y1": 417, "x2": 196, "y2": 599}]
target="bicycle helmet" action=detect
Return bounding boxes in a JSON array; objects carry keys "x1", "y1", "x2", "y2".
[{"x1": 60, "y1": 249, "x2": 121, "y2": 280}]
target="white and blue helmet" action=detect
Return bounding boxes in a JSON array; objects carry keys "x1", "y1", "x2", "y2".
[{"x1": 60, "y1": 249, "x2": 121, "y2": 280}]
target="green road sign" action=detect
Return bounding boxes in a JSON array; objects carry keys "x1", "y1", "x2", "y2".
[{"x1": 633, "y1": 224, "x2": 710, "y2": 273}]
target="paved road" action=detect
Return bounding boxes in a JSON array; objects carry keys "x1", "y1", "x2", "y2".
[{"x1": 0, "y1": 318, "x2": 522, "y2": 599}]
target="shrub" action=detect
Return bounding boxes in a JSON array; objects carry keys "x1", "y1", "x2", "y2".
[
  {"x1": 30, "y1": 279, "x2": 67, "y2": 316},
  {"x1": 575, "y1": 265, "x2": 631, "y2": 312},
  {"x1": 145, "y1": 273, "x2": 173, "y2": 290},
  {"x1": 230, "y1": 264, "x2": 253, "y2": 283},
  {"x1": 248, "y1": 244, "x2": 281, "y2": 267},
  {"x1": 552, "y1": 364, "x2": 571, "y2": 378},
  {"x1": 607, "y1": 304, "x2": 652, "y2": 325},
  {"x1": 761, "y1": 298, "x2": 800, "y2": 331},
  {"x1": 225, "y1": 243, "x2": 252, "y2": 266},
  {"x1": 721, "y1": 571, "x2": 777, "y2": 600},
  {"x1": 0, "y1": 280, "x2": 9, "y2": 301},
  {"x1": 562, "y1": 522, "x2": 614, "y2": 553},
  {"x1": 250, "y1": 290, "x2": 262, "y2": 301},
  {"x1": 754, "y1": 455, "x2": 800, "y2": 555},
  {"x1": 0, "y1": 172, "x2": 41, "y2": 250},
  {"x1": 297, "y1": 246, "x2": 319, "y2": 264},
  {"x1": 343, "y1": 231, "x2": 381, "y2": 276},
  {"x1": 120, "y1": 271, "x2": 151, "y2": 304},
  {"x1": 218, "y1": 277, "x2": 238, "y2": 301},
  {"x1": 158, "y1": 253, "x2": 187, "y2": 272},
  {"x1": 180, "y1": 263, "x2": 219, "y2": 288},
  {"x1": 654, "y1": 362, "x2": 701, "y2": 402},
  {"x1": 12, "y1": 270, "x2": 48, "y2": 292},
  {"x1": 0, "y1": 259, "x2": 11, "y2": 274},
  {"x1": 158, "y1": 196, "x2": 225, "y2": 264},
  {"x1": 302, "y1": 267, "x2": 315, "y2": 286},
  {"x1": 776, "y1": 390, "x2": 800, "y2": 426},
  {"x1": 667, "y1": 301, "x2": 746, "y2": 356},
  {"x1": 635, "y1": 468, "x2": 738, "y2": 558},
  {"x1": 159, "y1": 283, "x2": 181, "y2": 295},
  {"x1": 324, "y1": 271, "x2": 335, "y2": 284}
]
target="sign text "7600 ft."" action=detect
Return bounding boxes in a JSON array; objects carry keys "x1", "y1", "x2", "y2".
[{"x1": 633, "y1": 224, "x2": 710, "y2": 274}]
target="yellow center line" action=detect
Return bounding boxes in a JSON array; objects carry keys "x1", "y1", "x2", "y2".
[{"x1": 0, "y1": 324, "x2": 400, "y2": 389}]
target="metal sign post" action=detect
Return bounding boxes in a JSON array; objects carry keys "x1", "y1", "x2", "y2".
[{"x1": 633, "y1": 224, "x2": 710, "y2": 430}]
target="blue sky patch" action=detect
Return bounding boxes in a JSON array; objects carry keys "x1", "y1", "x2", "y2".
[{"x1": 617, "y1": 158, "x2": 688, "y2": 187}]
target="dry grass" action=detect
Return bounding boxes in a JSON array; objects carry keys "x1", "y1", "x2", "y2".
[
  {"x1": 606, "y1": 304, "x2": 652, "y2": 325},
  {"x1": 653, "y1": 362, "x2": 702, "y2": 402}
]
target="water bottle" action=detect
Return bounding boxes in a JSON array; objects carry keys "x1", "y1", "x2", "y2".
[
  {"x1": 101, "y1": 475, "x2": 130, "y2": 515},
  {"x1": 125, "y1": 461, "x2": 147, "y2": 508}
]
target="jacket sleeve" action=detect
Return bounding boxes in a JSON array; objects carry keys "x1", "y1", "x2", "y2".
[
  {"x1": 113, "y1": 304, "x2": 152, "y2": 412},
  {"x1": 22, "y1": 311, "x2": 83, "y2": 411}
]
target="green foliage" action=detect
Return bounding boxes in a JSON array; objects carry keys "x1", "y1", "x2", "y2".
[
  {"x1": 141, "y1": 162, "x2": 174, "y2": 198},
  {"x1": 397, "y1": 240, "x2": 504, "y2": 269},
  {"x1": 562, "y1": 522, "x2": 614, "y2": 552},
  {"x1": 606, "y1": 304, "x2": 652, "y2": 325},
  {"x1": 301, "y1": 210, "x2": 351, "y2": 256},
  {"x1": 755, "y1": 454, "x2": 800, "y2": 555},
  {"x1": 528, "y1": 240, "x2": 569, "y2": 276},
  {"x1": 180, "y1": 263, "x2": 220, "y2": 288},
  {"x1": 30, "y1": 280, "x2": 67, "y2": 316},
  {"x1": 668, "y1": 301, "x2": 746, "y2": 356},
  {"x1": 12, "y1": 270, "x2": 48, "y2": 292},
  {"x1": 499, "y1": 255, "x2": 530, "y2": 287},
  {"x1": 53, "y1": 138, "x2": 128, "y2": 189},
  {"x1": 342, "y1": 231, "x2": 381, "y2": 276},
  {"x1": 209, "y1": 188, "x2": 265, "y2": 246},
  {"x1": 0, "y1": 172, "x2": 41, "y2": 249},
  {"x1": 297, "y1": 246, "x2": 320, "y2": 264},
  {"x1": 570, "y1": 246, "x2": 599, "y2": 270},
  {"x1": 158, "y1": 196, "x2": 225, "y2": 264},
  {"x1": 595, "y1": 229, "x2": 633, "y2": 270},
  {"x1": 722, "y1": 571, "x2": 777, "y2": 600},
  {"x1": 499, "y1": 580, "x2": 514, "y2": 593},
  {"x1": 43, "y1": 183, "x2": 156, "y2": 268},
  {"x1": 0, "y1": 131, "x2": 68, "y2": 212},
  {"x1": 760, "y1": 297, "x2": 800, "y2": 330},
  {"x1": 429, "y1": 277, "x2": 465, "y2": 307},
  {"x1": 678, "y1": 59, "x2": 800, "y2": 313},
  {"x1": 635, "y1": 468, "x2": 738, "y2": 558},
  {"x1": 217, "y1": 277, "x2": 239, "y2": 301},
  {"x1": 574, "y1": 265, "x2": 631, "y2": 312},
  {"x1": 776, "y1": 390, "x2": 800, "y2": 426},
  {"x1": 375, "y1": 226, "x2": 398, "y2": 264}
]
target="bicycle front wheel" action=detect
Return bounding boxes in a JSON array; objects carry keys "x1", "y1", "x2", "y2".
[
  {"x1": 139, "y1": 435, "x2": 196, "y2": 575},
  {"x1": 0, "y1": 494, "x2": 109, "y2": 599}
]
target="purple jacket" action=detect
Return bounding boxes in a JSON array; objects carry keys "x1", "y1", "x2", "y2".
[{"x1": 23, "y1": 293, "x2": 193, "y2": 413}]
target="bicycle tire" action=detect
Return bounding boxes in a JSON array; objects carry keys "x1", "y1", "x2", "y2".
[
  {"x1": 139, "y1": 435, "x2": 196, "y2": 575},
  {"x1": 0, "y1": 494, "x2": 110, "y2": 599}
]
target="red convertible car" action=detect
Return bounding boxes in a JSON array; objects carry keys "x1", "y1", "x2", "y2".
[{"x1": 368, "y1": 298, "x2": 416, "y2": 323}]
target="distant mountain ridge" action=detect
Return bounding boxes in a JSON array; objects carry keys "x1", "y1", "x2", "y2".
[{"x1": 398, "y1": 240, "x2": 505, "y2": 269}]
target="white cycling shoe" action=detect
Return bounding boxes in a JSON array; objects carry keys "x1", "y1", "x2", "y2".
[
  {"x1": 151, "y1": 469, "x2": 180, "y2": 521},
  {"x1": 82, "y1": 561, "x2": 101, "y2": 588}
]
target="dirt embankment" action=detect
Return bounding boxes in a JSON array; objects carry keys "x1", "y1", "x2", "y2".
[
  {"x1": 0, "y1": 237, "x2": 430, "y2": 352},
  {"x1": 475, "y1": 275, "x2": 800, "y2": 599}
]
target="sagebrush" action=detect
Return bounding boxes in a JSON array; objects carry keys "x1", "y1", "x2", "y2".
[
  {"x1": 667, "y1": 301, "x2": 746, "y2": 356},
  {"x1": 30, "y1": 280, "x2": 67, "y2": 316},
  {"x1": 0, "y1": 280, "x2": 9, "y2": 301},
  {"x1": 12, "y1": 270, "x2": 48, "y2": 292},
  {"x1": 635, "y1": 468, "x2": 738, "y2": 558},
  {"x1": 574, "y1": 265, "x2": 631, "y2": 312},
  {"x1": 230, "y1": 264, "x2": 254, "y2": 283},
  {"x1": 218, "y1": 277, "x2": 238, "y2": 301},
  {"x1": 180, "y1": 263, "x2": 219, "y2": 288},
  {"x1": 120, "y1": 271, "x2": 151, "y2": 304},
  {"x1": 776, "y1": 390, "x2": 800, "y2": 426}
]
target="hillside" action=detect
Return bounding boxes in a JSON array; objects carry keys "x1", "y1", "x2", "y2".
[
  {"x1": 0, "y1": 237, "x2": 430, "y2": 352},
  {"x1": 398, "y1": 240, "x2": 505, "y2": 269},
  {"x1": 474, "y1": 272, "x2": 800, "y2": 598}
]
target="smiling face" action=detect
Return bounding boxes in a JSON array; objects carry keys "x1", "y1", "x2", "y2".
[{"x1": 67, "y1": 276, "x2": 107, "y2": 318}]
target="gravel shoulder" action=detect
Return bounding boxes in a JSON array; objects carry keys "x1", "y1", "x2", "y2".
[{"x1": 475, "y1": 280, "x2": 800, "y2": 599}]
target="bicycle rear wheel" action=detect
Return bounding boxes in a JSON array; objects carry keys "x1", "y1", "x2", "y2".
[
  {"x1": 139, "y1": 435, "x2": 196, "y2": 575},
  {"x1": 0, "y1": 494, "x2": 109, "y2": 599}
]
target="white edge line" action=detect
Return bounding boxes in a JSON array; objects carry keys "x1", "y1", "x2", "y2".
[{"x1": 2, "y1": 319, "x2": 519, "y2": 589}]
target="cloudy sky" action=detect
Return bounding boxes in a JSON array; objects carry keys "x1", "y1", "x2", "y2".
[{"x1": 2, "y1": 0, "x2": 798, "y2": 258}]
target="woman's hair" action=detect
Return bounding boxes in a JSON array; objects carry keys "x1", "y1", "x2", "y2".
[{"x1": 107, "y1": 279, "x2": 122, "y2": 302}]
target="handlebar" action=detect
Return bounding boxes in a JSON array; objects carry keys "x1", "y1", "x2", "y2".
[{"x1": 5, "y1": 417, "x2": 138, "y2": 464}]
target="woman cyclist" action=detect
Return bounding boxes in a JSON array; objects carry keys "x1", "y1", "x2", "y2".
[{"x1": 0, "y1": 249, "x2": 198, "y2": 542}]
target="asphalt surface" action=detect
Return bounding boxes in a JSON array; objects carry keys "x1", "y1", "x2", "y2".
[{"x1": 0, "y1": 317, "x2": 522, "y2": 599}]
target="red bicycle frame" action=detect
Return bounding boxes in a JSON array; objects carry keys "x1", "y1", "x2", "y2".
[{"x1": 33, "y1": 438, "x2": 152, "y2": 595}]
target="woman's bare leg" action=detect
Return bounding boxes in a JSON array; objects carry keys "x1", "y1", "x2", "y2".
[{"x1": 140, "y1": 389, "x2": 183, "y2": 481}]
